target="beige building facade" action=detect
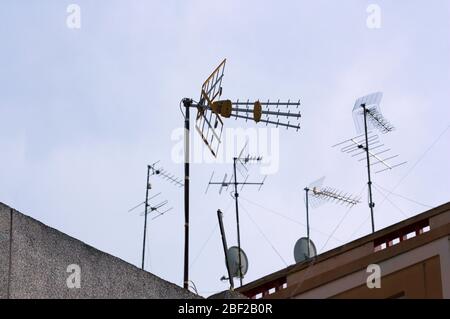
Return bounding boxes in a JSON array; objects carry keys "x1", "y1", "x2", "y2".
[{"x1": 238, "y1": 202, "x2": 450, "y2": 299}]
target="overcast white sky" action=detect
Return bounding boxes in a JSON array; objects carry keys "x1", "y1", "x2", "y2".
[{"x1": 1, "y1": 0, "x2": 449, "y2": 296}]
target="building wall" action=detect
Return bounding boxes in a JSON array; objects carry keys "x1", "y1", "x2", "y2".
[
  {"x1": 238, "y1": 203, "x2": 450, "y2": 299},
  {"x1": 332, "y1": 256, "x2": 442, "y2": 298},
  {"x1": 0, "y1": 205, "x2": 11, "y2": 299},
  {"x1": 292, "y1": 236, "x2": 450, "y2": 299},
  {"x1": 0, "y1": 202, "x2": 200, "y2": 299}
]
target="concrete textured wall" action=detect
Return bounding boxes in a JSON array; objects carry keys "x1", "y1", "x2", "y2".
[
  {"x1": 0, "y1": 204, "x2": 11, "y2": 299},
  {"x1": 0, "y1": 202, "x2": 200, "y2": 299}
]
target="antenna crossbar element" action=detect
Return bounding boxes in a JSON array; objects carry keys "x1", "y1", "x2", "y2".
[
  {"x1": 311, "y1": 186, "x2": 360, "y2": 207},
  {"x1": 194, "y1": 59, "x2": 227, "y2": 158},
  {"x1": 206, "y1": 99, "x2": 301, "y2": 131},
  {"x1": 333, "y1": 134, "x2": 406, "y2": 174},
  {"x1": 237, "y1": 155, "x2": 263, "y2": 164},
  {"x1": 148, "y1": 162, "x2": 184, "y2": 187},
  {"x1": 233, "y1": 114, "x2": 300, "y2": 130},
  {"x1": 366, "y1": 108, "x2": 395, "y2": 133},
  {"x1": 152, "y1": 207, "x2": 174, "y2": 220},
  {"x1": 200, "y1": 59, "x2": 226, "y2": 107}
]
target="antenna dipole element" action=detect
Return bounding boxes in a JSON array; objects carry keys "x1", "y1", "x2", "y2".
[{"x1": 311, "y1": 187, "x2": 361, "y2": 206}]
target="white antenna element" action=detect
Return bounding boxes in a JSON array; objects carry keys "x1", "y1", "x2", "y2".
[
  {"x1": 305, "y1": 177, "x2": 361, "y2": 209},
  {"x1": 352, "y1": 92, "x2": 394, "y2": 134},
  {"x1": 332, "y1": 132, "x2": 407, "y2": 174},
  {"x1": 148, "y1": 161, "x2": 184, "y2": 188}
]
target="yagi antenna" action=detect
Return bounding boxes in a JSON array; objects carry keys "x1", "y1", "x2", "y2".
[
  {"x1": 365, "y1": 108, "x2": 395, "y2": 133},
  {"x1": 149, "y1": 161, "x2": 183, "y2": 188},
  {"x1": 310, "y1": 186, "x2": 360, "y2": 207},
  {"x1": 129, "y1": 163, "x2": 180, "y2": 271},
  {"x1": 180, "y1": 58, "x2": 302, "y2": 289},
  {"x1": 334, "y1": 92, "x2": 406, "y2": 233},
  {"x1": 301, "y1": 177, "x2": 360, "y2": 261},
  {"x1": 230, "y1": 99, "x2": 301, "y2": 130},
  {"x1": 352, "y1": 92, "x2": 394, "y2": 134}
]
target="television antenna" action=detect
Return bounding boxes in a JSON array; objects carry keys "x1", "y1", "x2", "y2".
[
  {"x1": 302, "y1": 177, "x2": 360, "y2": 259},
  {"x1": 148, "y1": 161, "x2": 184, "y2": 188},
  {"x1": 128, "y1": 162, "x2": 181, "y2": 270},
  {"x1": 206, "y1": 145, "x2": 265, "y2": 287},
  {"x1": 332, "y1": 92, "x2": 406, "y2": 233},
  {"x1": 180, "y1": 58, "x2": 302, "y2": 289}
]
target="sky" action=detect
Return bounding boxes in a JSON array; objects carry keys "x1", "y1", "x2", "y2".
[{"x1": 1, "y1": 0, "x2": 449, "y2": 296}]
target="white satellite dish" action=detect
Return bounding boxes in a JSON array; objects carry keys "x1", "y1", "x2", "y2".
[
  {"x1": 294, "y1": 237, "x2": 317, "y2": 263},
  {"x1": 226, "y1": 246, "x2": 249, "y2": 278}
]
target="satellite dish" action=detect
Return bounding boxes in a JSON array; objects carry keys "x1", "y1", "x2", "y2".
[
  {"x1": 294, "y1": 237, "x2": 317, "y2": 263},
  {"x1": 226, "y1": 246, "x2": 249, "y2": 278}
]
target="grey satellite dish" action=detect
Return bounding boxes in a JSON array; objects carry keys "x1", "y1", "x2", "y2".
[
  {"x1": 294, "y1": 237, "x2": 317, "y2": 263},
  {"x1": 226, "y1": 246, "x2": 249, "y2": 278}
]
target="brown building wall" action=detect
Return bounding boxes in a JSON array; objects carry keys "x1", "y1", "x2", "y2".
[
  {"x1": 239, "y1": 203, "x2": 450, "y2": 299},
  {"x1": 332, "y1": 256, "x2": 443, "y2": 299}
]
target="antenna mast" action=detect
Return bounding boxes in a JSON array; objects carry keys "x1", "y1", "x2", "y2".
[{"x1": 362, "y1": 103, "x2": 375, "y2": 233}]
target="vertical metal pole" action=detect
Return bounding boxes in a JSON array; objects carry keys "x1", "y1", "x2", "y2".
[
  {"x1": 362, "y1": 104, "x2": 375, "y2": 233},
  {"x1": 217, "y1": 209, "x2": 234, "y2": 290},
  {"x1": 233, "y1": 157, "x2": 243, "y2": 286},
  {"x1": 183, "y1": 103, "x2": 190, "y2": 290},
  {"x1": 142, "y1": 165, "x2": 150, "y2": 270},
  {"x1": 304, "y1": 187, "x2": 310, "y2": 257}
]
